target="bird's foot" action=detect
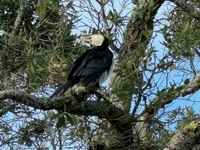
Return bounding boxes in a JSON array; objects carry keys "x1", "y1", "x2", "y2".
[
  {"x1": 70, "y1": 85, "x2": 87, "y2": 101},
  {"x1": 72, "y1": 85, "x2": 87, "y2": 94},
  {"x1": 70, "y1": 85, "x2": 110, "y2": 102}
]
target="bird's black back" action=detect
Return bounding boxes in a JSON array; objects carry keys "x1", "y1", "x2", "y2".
[{"x1": 68, "y1": 45, "x2": 113, "y2": 87}]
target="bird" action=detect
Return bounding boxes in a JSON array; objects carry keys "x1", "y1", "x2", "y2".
[{"x1": 50, "y1": 34, "x2": 114, "y2": 98}]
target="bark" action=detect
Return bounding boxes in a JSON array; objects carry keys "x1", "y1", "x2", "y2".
[
  {"x1": 120, "y1": 0, "x2": 165, "y2": 54},
  {"x1": 164, "y1": 121, "x2": 200, "y2": 150},
  {"x1": 117, "y1": 0, "x2": 165, "y2": 112},
  {"x1": 11, "y1": 0, "x2": 25, "y2": 36}
]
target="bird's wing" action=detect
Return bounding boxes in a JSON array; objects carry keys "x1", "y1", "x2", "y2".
[
  {"x1": 69, "y1": 48, "x2": 113, "y2": 79},
  {"x1": 67, "y1": 48, "x2": 93, "y2": 80},
  {"x1": 68, "y1": 47, "x2": 113, "y2": 79}
]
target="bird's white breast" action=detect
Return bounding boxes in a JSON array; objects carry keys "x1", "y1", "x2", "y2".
[{"x1": 99, "y1": 56, "x2": 114, "y2": 84}]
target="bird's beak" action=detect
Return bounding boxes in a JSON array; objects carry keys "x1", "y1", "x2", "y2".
[{"x1": 79, "y1": 36, "x2": 92, "y2": 43}]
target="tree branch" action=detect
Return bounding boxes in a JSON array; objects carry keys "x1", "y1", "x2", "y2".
[
  {"x1": 11, "y1": 0, "x2": 25, "y2": 36},
  {"x1": 171, "y1": 0, "x2": 200, "y2": 21},
  {"x1": 135, "y1": 75, "x2": 200, "y2": 146},
  {"x1": 120, "y1": 0, "x2": 165, "y2": 108},
  {"x1": 120, "y1": 0, "x2": 165, "y2": 54},
  {"x1": 110, "y1": 1, "x2": 165, "y2": 145},
  {"x1": 142, "y1": 75, "x2": 200, "y2": 117},
  {"x1": 0, "y1": 101, "x2": 16, "y2": 117},
  {"x1": 0, "y1": 89, "x2": 133, "y2": 146},
  {"x1": 164, "y1": 121, "x2": 200, "y2": 150}
]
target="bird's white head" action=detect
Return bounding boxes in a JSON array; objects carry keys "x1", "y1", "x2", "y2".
[{"x1": 80, "y1": 34, "x2": 105, "y2": 46}]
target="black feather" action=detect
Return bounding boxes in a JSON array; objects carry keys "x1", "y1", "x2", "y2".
[{"x1": 50, "y1": 80, "x2": 75, "y2": 98}]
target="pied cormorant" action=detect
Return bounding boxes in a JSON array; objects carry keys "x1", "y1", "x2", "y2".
[{"x1": 50, "y1": 34, "x2": 114, "y2": 98}]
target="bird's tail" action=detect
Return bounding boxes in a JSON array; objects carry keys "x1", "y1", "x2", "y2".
[{"x1": 50, "y1": 80, "x2": 75, "y2": 98}]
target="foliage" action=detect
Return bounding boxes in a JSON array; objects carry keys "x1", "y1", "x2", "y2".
[
  {"x1": 164, "y1": 8, "x2": 200, "y2": 60},
  {"x1": 1, "y1": 0, "x2": 200, "y2": 149},
  {"x1": 0, "y1": 0, "x2": 78, "y2": 91}
]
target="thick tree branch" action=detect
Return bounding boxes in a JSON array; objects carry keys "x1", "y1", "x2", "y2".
[
  {"x1": 11, "y1": 0, "x2": 25, "y2": 36},
  {"x1": 120, "y1": 0, "x2": 165, "y2": 54},
  {"x1": 171, "y1": 0, "x2": 200, "y2": 21},
  {"x1": 0, "y1": 89, "x2": 133, "y2": 146},
  {"x1": 164, "y1": 121, "x2": 200, "y2": 150},
  {"x1": 142, "y1": 75, "x2": 200, "y2": 117},
  {"x1": 117, "y1": 0, "x2": 165, "y2": 112},
  {"x1": 0, "y1": 90, "x2": 62, "y2": 110},
  {"x1": 0, "y1": 101, "x2": 16, "y2": 117}
]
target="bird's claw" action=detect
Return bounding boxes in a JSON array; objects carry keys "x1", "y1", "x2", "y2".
[{"x1": 71, "y1": 84, "x2": 87, "y2": 99}]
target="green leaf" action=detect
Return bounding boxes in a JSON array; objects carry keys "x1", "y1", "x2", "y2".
[
  {"x1": 66, "y1": 1, "x2": 73, "y2": 9},
  {"x1": 184, "y1": 79, "x2": 190, "y2": 85},
  {"x1": 35, "y1": 1, "x2": 47, "y2": 21},
  {"x1": 50, "y1": 113, "x2": 59, "y2": 121},
  {"x1": 143, "y1": 30, "x2": 153, "y2": 38},
  {"x1": 149, "y1": 0, "x2": 155, "y2": 9},
  {"x1": 162, "y1": 25, "x2": 168, "y2": 35},
  {"x1": 181, "y1": 22, "x2": 190, "y2": 36},
  {"x1": 168, "y1": 87, "x2": 175, "y2": 93},
  {"x1": 80, "y1": 30, "x2": 87, "y2": 34},
  {"x1": 28, "y1": 59, "x2": 36, "y2": 75},
  {"x1": 56, "y1": 115, "x2": 66, "y2": 128},
  {"x1": 107, "y1": 10, "x2": 114, "y2": 20},
  {"x1": 65, "y1": 113, "x2": 74, "y2": 125}
]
